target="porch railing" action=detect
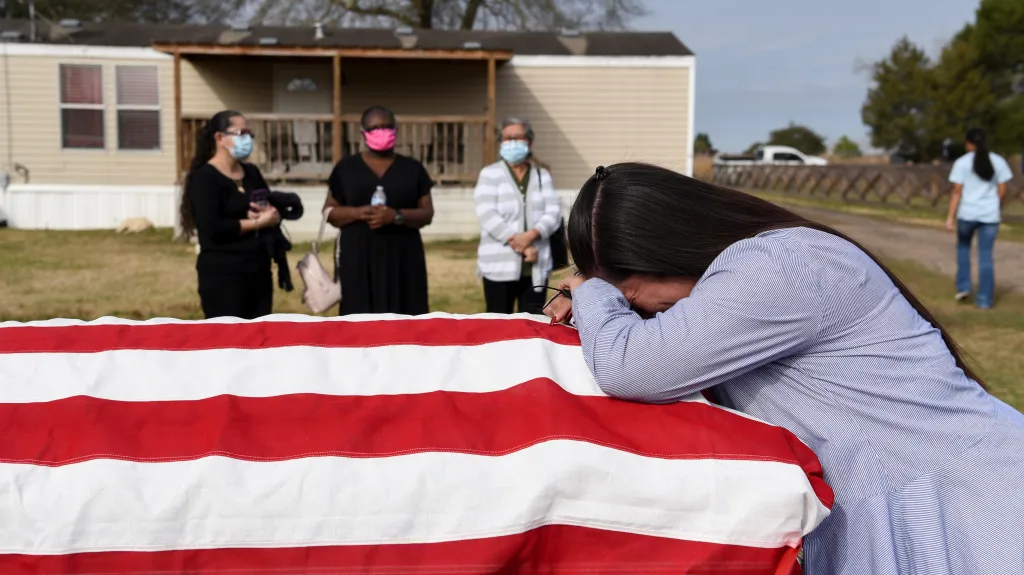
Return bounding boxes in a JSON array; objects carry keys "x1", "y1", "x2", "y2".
[{"x1": 180, "y1": 114, "x2": 489, "y2": 185}]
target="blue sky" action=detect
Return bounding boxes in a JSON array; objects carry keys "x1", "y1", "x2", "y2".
[{"x1": 635, "y1": 0, "x2": 979, "y2": 153}]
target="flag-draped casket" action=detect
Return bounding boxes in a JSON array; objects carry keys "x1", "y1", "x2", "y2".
[{"x1": 0, "y1": 314, "x2": 833, "y2": 574}]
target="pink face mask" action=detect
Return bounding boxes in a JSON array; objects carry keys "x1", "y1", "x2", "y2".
[{"x1": 363, "y1": 128, "x2": 397, "y2": 152}]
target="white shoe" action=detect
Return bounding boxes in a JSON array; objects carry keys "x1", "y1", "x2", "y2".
[{"x1": 955, "y1": 291, "x2": 970, "y2": 302}]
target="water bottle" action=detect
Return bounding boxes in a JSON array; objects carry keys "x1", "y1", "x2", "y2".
[{"x1": 371, "y1": 186, "x2": 387, "y2": 207}]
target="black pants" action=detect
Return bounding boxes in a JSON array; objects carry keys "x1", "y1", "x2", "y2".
[
  {"x1": 197, "y1": 268, "x2": 273, "y2": 319},
  {"x1": 483, "y1": 276, "x2": 547, "y2": 314}
]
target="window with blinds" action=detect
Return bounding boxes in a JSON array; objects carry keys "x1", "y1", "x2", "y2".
[
  {"x1": 116, "y1": 66, "x2": 160, "y2": 151},
  {"x1": 59, "y1": 64, "x2": 104, "y2": 149}
]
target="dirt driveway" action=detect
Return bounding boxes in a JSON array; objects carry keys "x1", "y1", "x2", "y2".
[{"x1": 792, "y1": 207, "x2": 1024, "y2": 292}]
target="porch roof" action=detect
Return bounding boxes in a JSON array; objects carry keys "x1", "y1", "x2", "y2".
[{"x1": 0, "y1": 19, "x2": 693, "y2": 59}]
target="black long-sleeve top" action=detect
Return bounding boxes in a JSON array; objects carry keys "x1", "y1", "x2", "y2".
[{"x1": 186, "y1": 162, "x2": 271, "y2": 273}]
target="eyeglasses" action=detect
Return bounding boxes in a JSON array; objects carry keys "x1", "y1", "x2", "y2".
[
  {"x1": 538, "y1": 285, "x2": 573, "y2": 325},
  {"x1": 222, "y1": 129, "x2": 255, "y2": 138}
]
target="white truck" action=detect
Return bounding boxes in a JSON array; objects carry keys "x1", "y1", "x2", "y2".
[{"x1": 713, "y1": 145, "x2": 828, "y2": 166}]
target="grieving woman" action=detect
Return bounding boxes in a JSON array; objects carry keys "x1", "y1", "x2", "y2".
[{"x1": 546, "y1": 163, "x2": 1024, "y2": 575}]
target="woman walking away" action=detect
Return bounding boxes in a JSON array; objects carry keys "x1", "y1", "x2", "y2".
[
  {"x1": 473, "y1": 117, "x2": 562, "y2": 314},
  {"x1": 545, "y1": 163, "x2": 1024, "y2": 575},
  {"x1": 181, "y1": 110, "x2": 280, "y2": 319},
  {"x1": 323, "y1": 105, "x2": 434, "y2": 315},
  {"x1": 946, "y1": 127, "x2": 1013, "y2": 309}
]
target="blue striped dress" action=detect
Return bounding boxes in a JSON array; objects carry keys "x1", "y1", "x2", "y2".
[{"x1": 570, "y1": 227, "x2": 1024, "y2": 575}]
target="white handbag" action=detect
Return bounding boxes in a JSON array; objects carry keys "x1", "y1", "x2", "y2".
[{"x1": 296, "y1": 208, "x2": 342, "y2": 314}]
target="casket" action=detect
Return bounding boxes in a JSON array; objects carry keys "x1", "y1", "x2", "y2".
[{"x1": 0, "y1": 313, "x2": 832, "y2": 574}]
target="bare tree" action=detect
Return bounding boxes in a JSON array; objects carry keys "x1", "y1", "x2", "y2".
[{"x1": 245, "y1": 0, "x2": 648, "y2": 30}]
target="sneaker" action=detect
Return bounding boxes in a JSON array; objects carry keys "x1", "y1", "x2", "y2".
[{"x1": 955, "y1": 291, "x2": 970, "y2": 302}]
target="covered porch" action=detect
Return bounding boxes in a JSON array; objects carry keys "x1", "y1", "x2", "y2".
[{"x1": 160, "y1": 42, "x2": 512, "y2": 185}]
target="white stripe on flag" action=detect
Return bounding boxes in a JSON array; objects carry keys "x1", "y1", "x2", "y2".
[
  {"x1": 0, "y1": 441, "x2": 829, "y2": 554},
  {"x1": 0, "y1": 312, "x2": 552, "y2": 328},
  {"x1": 0, "y1": 340, "x2": 640, "y2": 403}
]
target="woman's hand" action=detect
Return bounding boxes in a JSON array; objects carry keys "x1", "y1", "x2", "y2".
[
  {"x1": 508, "y1": 229, "x2": 540, "y2": 253},
  {"x1": 523, "y1": 246, "x2": 538, "y2": 263},
  {"x1": 543, "y1": 274, "x2": 586, "y2": 324},
  {"x1": 250, "y1": 203, "x2": 281, "y2": 229},
  {"x1": 945, "y1": 216, "x2": 956, "y2": 232},
  {"x1": 367, "y1": 206, "x2": 396, "y2": 230}
]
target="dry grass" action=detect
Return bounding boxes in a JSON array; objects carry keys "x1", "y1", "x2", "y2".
[
  {"x1": 0, "y1": 230, "x2": 493, "y2": 320},
  {"x1": 0, "y1": 228, "x2": 1020, "y2": 409}
]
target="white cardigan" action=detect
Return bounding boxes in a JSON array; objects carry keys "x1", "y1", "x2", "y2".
[{"x1": 473, "y1": 161, "x2": 562, "y2": 287}]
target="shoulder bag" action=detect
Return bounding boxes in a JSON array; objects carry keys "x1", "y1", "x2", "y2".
[{"x1": 296, "y1": 208, "x2": 342, "y2": 314}]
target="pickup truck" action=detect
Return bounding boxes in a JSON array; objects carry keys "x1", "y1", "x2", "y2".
[{"x1": 713, "y1": 145, "x2": 828, "y2": 166}]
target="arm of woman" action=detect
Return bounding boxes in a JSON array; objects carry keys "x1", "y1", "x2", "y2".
[
  {"x1": 324, "y1": 194, "x2": 370, "y2": 228},
  {"x1": 946, "y1": 160, "x2": 967, "y2": 231},
  {"x1": 323, "y1": 165, "x2": 371, "y2": 228},
  {"x1": 187, "y1": 169, "x2": 250, "y2": 241},
  {"x1": 995, "y1": 156, "x2": 1013, "y2": 202},
  {"x1": 474, "y1": 168, "x2": 516, "y2": 243},
  {"x1": 946, "y1": 184, "x2": 963, "y2": 231},
  {"x1": 570, "y1": 239, "x2": 821, "y2": 403},
  {"x1": 397, "y1": 164, "x2": 435, "y2": 228},
  {"x1": 530, "y1": 168, "x2": 562, "y2": 241},
  {"x1": 394, "y1": 194, "x2": 434, "y2": 229}
]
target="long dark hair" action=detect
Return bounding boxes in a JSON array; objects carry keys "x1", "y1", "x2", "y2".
[
  {"x1": 179, "y1": 110, "x2": 243, "y2": 236},
  {"x1": 966, "y1": 127, "x2": 995, "y2": 181},
  {"x1": 568, "y1": 162, "x2": 984, "y2": 386}
]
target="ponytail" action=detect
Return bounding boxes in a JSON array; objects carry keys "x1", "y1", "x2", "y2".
[
  {"x1": 179, "y1": 110, "x2": 243, "y2": 237},
  {"x1": 966, "y1": 127, "x2": 995, "y2": 181}
]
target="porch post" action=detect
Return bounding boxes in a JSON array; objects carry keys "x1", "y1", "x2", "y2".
[
  {"x1": 332, "y1": 53, "x2": 343, "y2": 164},
  {"x1": 173, "y1": 51, "x2": 183, "y2": 183},
  {"x1": 486, "y1": 57, "x2": 496, "y2": 164}
]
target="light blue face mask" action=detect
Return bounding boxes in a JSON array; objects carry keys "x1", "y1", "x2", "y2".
[
  {"x1": 228, "y1": 133, "x2": 253, "y2": 159},
  {"x1": 499, "y1": 140, "x2": 530, "y2": 165}
]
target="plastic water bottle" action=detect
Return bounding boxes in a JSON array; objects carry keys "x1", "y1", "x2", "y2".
[{"x1": 371, "y1": 186, "x2": 387, "y2": 207}]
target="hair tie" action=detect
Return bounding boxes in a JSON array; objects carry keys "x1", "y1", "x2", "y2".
[{"x1": 594, "y1": 166, "x2": 610, "y2": 180}]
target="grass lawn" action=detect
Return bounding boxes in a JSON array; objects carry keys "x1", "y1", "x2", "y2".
[
  {"x1": 746, "y1": 189, "x2": 1024, "y2": 243},
  {"x1": 0, "y1": 228, "x2": 1020, "y2": 409}
]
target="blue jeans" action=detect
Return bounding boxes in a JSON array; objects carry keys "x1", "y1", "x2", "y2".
[{"x1": 956, "y1": 220, "x2": 999, "y2": 308}]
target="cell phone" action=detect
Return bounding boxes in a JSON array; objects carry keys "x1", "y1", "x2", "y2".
[{"x1": 251, "y1": 188, "x2": 269, "y2": 209}]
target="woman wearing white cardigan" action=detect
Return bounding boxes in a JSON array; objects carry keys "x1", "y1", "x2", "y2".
[{"x1": 473, "y1": 117, "x2": 563, "y2": 314}]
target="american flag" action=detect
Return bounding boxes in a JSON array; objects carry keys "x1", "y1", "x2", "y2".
[{"x1": 0, "y1": 314, "x2": 832, "y2": 574}]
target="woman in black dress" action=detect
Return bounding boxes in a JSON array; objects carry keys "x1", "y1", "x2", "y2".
[
  {"x1": 324, "y1": 106, "x2": 435, "y2": 315},
  {"x1": 180, "y1": 110, "x2": 281, "y2": 319}
]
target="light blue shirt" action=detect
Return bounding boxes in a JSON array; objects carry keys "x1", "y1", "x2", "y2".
[{"x1": 949, "y1": 151, "x2": 1013, "y2": 223}]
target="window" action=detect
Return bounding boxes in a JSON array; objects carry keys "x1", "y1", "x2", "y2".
[
  {"x1": 59, "y1": 64, "x2": 104, "y2": 149},
  {"x1": 773, "y1": 153, "x2": 804, "y2": 163},
  {"x1": 116, "y1": 65, "x2": 160, "y2": 150}
]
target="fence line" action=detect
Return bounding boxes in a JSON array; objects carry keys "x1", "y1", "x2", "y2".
[{"x1": 712, "y1": 164, "x2": 1024, "y2": 209}]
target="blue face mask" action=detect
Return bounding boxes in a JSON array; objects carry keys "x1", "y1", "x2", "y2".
[
  {"x1": 228, "y1": 133, "x2": 253, "y2": 159},
  {"x1": 499, "y1": 140, "x2": 530, "y2": 165}
]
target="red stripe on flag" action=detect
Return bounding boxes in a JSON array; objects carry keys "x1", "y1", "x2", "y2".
[
  {"x1": 0, "y1": 318, "x2": 581, "y2": 354},
  {"x1": 0, "y1": 524, "x2": 795, "y2": 574},
  {"x1": 0, "y1": 378, "x2": 832, "y2": 509}
]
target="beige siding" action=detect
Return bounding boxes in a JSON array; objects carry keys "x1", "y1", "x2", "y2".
[
  {"x1": 181, "y1": 57, "x2": 274, "y2": 116},
  {"x1": 342, "y1": 59, "x2": 487, "y2": 116},
  {"x1": 1, "y1": 51, "x2": 690, "y2": 191},
  {"x1": 0, "y1": 51, "x2": 176, "y2": 186},
  {"x1": 272, "y1": 61, "x2": 333, "y2": 115},
  {"x1": 496, "y1": 64, "x2": 690, "y2": 189}
]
